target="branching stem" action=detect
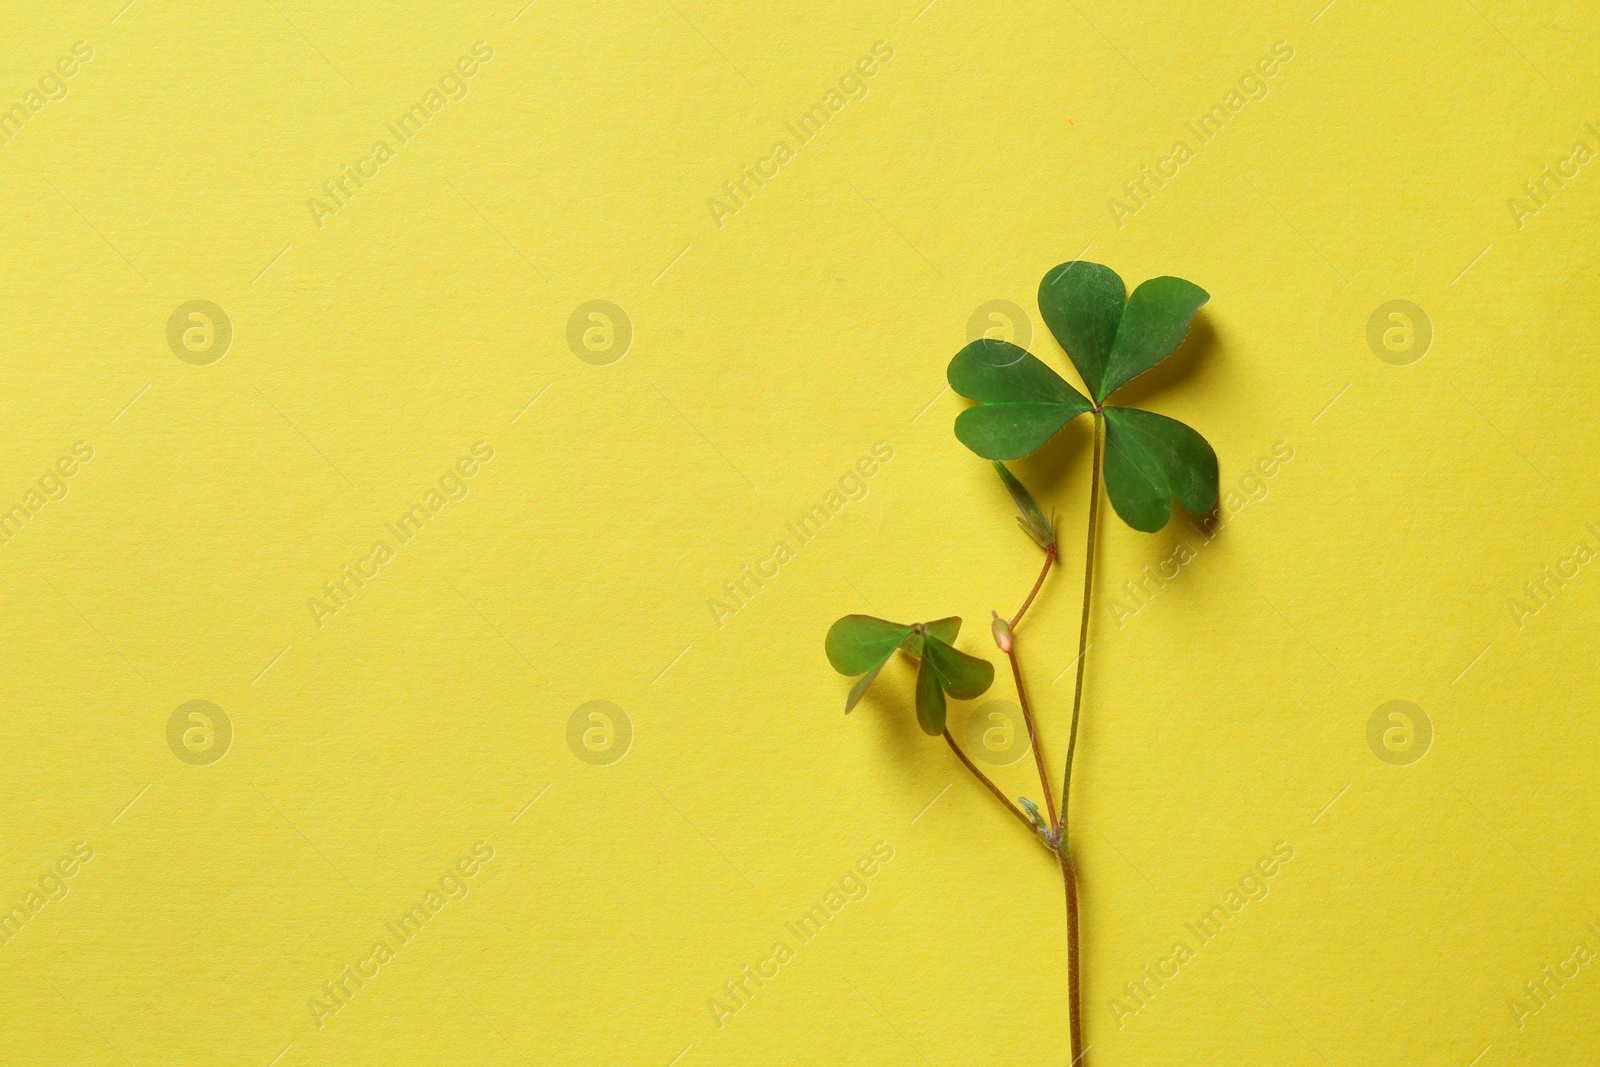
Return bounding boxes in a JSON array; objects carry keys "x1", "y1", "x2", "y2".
[
  {"x1": 1004, "y1": 544, "x2": 1058, "y2": 830},
  {"x1": 1007, "y1": 649, "x2": 1057, "y2": 832},
  {"x1": 1010, "y1": 544, "x2": 1056, "y2": 631}
]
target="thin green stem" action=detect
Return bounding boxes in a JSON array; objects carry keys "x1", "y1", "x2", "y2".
[
  {"x1": 1055, "y1": 410, "x2": 1102, "y2": 1067},
  {"x1": 1059, "y1": 411, "x2": 1103, "y2": 841},
  {"x1": 941, "y1": 729, "x2": 1035, "y2": 836}
]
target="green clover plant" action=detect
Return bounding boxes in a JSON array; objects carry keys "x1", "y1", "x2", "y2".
[
  {"x1": 825, "y1": 615, "x2": 994, "y2": 731},
  {"x1": 950, "y1": 262, "x2": 1216, "y2": 531},
  {"x1": 824, "y1": 261, "x2": 1216, "y2": 1067}
]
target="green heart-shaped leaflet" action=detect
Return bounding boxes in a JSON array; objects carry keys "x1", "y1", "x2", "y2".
[
  {"x1": 947, "y1": 339, "x2": 1092, "y2": 460},
  {"x1": 1038, "y1": 262, "x2": 1209, "y2": 404},
  {"x1": 914, "y1": 655, "x2": 945, "y2": 736},
  {"x1": 1037, "y1": 261, "x2": 1124, "y2": 402},
  {"x1": 1102, "y1": 276, "x2": 1210, "y2": 400},
  {"x1": 825, "y1": 615, "x2": 963, "y2": 714},
  {"x1": 914, "y1": 632, "x2": 995, "y2": 735},
  {"x1": 1101, "y1": 407, "x2": 1218, "y2": 532}
]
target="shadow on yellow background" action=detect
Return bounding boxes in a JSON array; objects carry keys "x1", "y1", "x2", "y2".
[{"x1": 0, "y1": 1, "x2": 1597, "y2": 1064}]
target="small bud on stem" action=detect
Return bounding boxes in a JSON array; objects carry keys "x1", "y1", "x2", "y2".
[
  {"x1": 991, "y1": 611, "x2": 1014, "y2": 653},
  {"x1": 993, "y1": 462, "x2": 1057, "y2": 551}
]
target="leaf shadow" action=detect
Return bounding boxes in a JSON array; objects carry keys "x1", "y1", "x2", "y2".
[
  {"x1": 1001, "y1": 313, "x2": 1228, "y2": 609},
  {"x1": 1011, "y1": 415, "x2": 1092, "y2": 501},
  {"x1": 850, "y1": 654, "x2": 928, "y2": 756},
  {"x1": 1003, "y1": 313, "x2": 1220, "y2": 503},
  {"x1": 1104, "y1": 312, "x2": 1220, "y2": 410}
]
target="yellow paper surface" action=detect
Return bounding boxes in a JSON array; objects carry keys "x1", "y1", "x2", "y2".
[{"x1": 2, "y1": 1, "x2": 1598, "y2": 1063}]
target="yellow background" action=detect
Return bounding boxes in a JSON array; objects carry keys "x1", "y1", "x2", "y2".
[{"x1": 1, "y1": 0, "x2": 1597, "y2": 1063}]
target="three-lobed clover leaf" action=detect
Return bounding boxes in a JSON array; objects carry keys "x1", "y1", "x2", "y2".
[
  {"x1": 825, "y1": 614, "x2": 994, "y2": 734},
  {"x1": 947, "y1": 262, "x2": 1217, "y2": 533}
]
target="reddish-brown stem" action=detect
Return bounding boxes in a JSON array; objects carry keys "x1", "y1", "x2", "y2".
[
  {"x1": 941, "y1": 729, "x2": 1034, "y2": 836},
  {"x1": 1009, "y1": 544, "x2": 1056, "y2": 630},
  {"x1": 1001, "y1": 544, "x2": 1058, "y2": 829},
  {"x1": 1058, "y1": 849, "x2": 1086, "y2": 1066},
  {"x1": 1007, "y1": 649, "x2": 1057, "y2": 831}
]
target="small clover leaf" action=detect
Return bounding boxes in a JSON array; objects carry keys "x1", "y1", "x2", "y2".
[
  {"x1": 825, "y1": 615, "x2": 994, "y2": 729},
  {"x1": 904, "y1": 616, "x2": 960, "y2": 657},
  {"x1": 950, "y1": 262, "x2": 1217, "y2": 533}
]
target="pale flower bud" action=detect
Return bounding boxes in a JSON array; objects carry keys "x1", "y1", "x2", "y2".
[{"x1": 991, "y1": 611, "x2": 1014, "y2": 653}]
